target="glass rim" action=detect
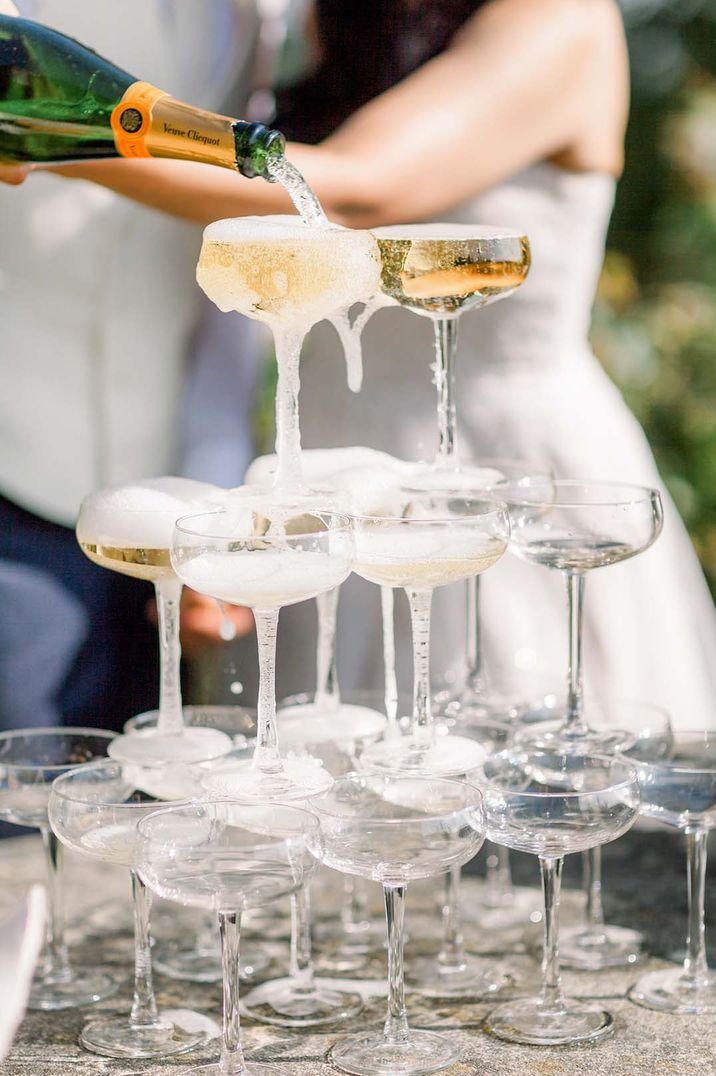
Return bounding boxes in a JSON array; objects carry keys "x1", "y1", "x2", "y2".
[
  {"x1": 0, "y1": 726, "x2": 116, "y2": 773},
  {"x1": 497, "y1": 478, "x2": 661, "y2": 509},
  {"x1": 626, "y1": 729, "x2": 716, "y2": 776},
  {"x1": 309, "y1": 773, "x2": 484, "y2": 824},
  {"x1": 349, "y1": 495, "x2": 508, "y2": 526},
  {"x1": 49, "y1": 758, "x2": 187, "y2": 808},
  {"x1": 481, "y1": 752, "x2": 639, "y2": 800},
  {"x1": 173, "y1": 506, "x2": 353, "y2": 542},
  {"x1": 135, "y1": 797, "x2": 321, "y2": 845},
  {"x1": 372, "y1": 223, "x2": 528, "y2": 243}
]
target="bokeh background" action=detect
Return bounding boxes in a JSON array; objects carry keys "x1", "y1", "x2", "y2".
[{"x1": 594, "y1": 0, "x2": 716, "y2": 593}]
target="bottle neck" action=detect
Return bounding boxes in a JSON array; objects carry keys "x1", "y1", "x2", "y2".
[{"x1": 111, "y1": 81, "x2": 284, "y2": 179}]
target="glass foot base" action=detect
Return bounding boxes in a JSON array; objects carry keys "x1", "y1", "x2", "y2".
[
  {"x1": 361, "y1": 733, "x2": 487, "y2": 778},
  {"x1": 154, "y1": 941, "x2": 270, "y2": 983},
  {"x1": 485, "y1": 996, "x2": 614, "y2": 1046},
  {"x1": 202, "y1": 758, "x2": 333, "y2": 801},
  {"x1": 108, "y1": 726, "x2": 233, "y2": 765},
  {"x1": 408, "y1": 954, "x2": 516, "y2": 1000},
  {"x1": 80, "y1": 1013, "x2": 209, "y2": 1059},
  {"x1": 29, "y1": 968, "x2": 116, "y2": 1011},
  {"x1": 330, "y1": 1029, "x2": 457, "y2": 1076},
  {"x1": 629, "y1": 968, "x2": 716, "y2": 1014},
  {"x1": 278, "y1": 702, "x2": 387, "y2": 747},
  {"x1": 560, "y1": 924, "x2": 643, "y2": 970},
  {"x1": 514, "y1": 718, "x2": 632, "y2": 756},
  {"x1": 242, "y1": 976, "x2": 363, "y2": 1028},
  {"x1": 176, "y1": 1064, "x2": 287, "y2": 1076}
]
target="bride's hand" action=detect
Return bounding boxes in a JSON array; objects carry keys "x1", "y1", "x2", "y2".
[{"x1": 0, "y1": 164, "x2": 31, "y2": 185}]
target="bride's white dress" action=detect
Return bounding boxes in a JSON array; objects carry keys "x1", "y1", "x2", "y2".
[{"x1": 275, "y1": 162, "x2": 716, "y2": 729}]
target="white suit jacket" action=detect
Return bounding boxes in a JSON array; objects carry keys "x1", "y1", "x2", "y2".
[{"x1": 0, "y1": 0, "x2": 259, "y2": 525}]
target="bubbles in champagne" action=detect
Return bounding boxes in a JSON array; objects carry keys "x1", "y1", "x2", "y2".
[
  {"x1": 372, "y1": 223, "x2": 530, "y2": 318},
  {"x1": 354, "y1": 528, "x2": 506, "y2": 589},
  {"x1": 180, "y1": 548, "x2": 351, "y2": 609},
  {"x1": 197, "y1": 216, "x2": 380, "y2": 333},
  {"x1": 245, "y1": 446, "x2": 406, "y2": 491},
  {"x1": 77, "y1": 477, "x2": 222, "y2": 552}
]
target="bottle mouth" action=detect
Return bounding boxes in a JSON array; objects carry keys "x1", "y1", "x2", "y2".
[{"x1": 232, "y1": 121, "x2": 285, "y2": 179}]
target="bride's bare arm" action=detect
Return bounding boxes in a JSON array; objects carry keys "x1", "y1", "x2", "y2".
[{"x1": 1, "y1": 0, "x2": 626, "y2": 227}]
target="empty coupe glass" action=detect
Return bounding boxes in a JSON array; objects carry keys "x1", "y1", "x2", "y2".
[
  {"x1": 0, "y1": 727, "x2": 116, "y2": 1010},
  {"x1": 309, "y1": 773, "x2": 485, "y2": 1075},
  {"x1": 48, "y1": 760, "x2": 209, "y2": 1059},
  {"x1": 626, "y1": 730, "x2": 716, "y2": 1014},
  {"x1": 137, "y1": 799, "x2": 320, "y2": 1076},
  {"x1": 482, "y1": 749, "x2": 640, "y2": 1045}
]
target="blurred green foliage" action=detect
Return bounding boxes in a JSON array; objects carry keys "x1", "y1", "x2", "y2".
[{"x1": 594, "y1": 1, "x2": 716, "y2": 589}]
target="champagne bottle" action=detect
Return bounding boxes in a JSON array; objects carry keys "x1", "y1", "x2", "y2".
[{"x1": 0, "y1": 15, "x2": 284, "y2": 179}]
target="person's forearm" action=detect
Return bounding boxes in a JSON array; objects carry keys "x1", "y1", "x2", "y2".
[
  {"x1": 49, "y1": 143, "x2": 375, "y2": 228},
  {"x1": 39, "y1": 0, "x2": 613, "y2": 229}
]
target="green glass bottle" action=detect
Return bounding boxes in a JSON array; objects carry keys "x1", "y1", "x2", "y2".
[{"x1": 0, "y1": 15, "x2": 285, "y2": 179}]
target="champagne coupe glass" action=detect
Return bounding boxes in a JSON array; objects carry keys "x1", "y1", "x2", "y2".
[
  {"x1": 0, "y1": 727, "x2": 116, "y2": 1010},
  {"x1": 373, "y1": 225, "x2": 530, "y2": 467},
  {"x1": 48, "y1": 760, "x2": 209, "y2": 1059},
  {"x1": 125, "y1": 708, "x2": 269, "y2": 985},
  {"x1": 354, "y1": 489, "x2": 510, "y2": 777},
  {"x1": 76, "y1": 478, "x2": 233, "y2": 768},
  {"x1": 502, "y1": 479, "x2": 663, "y2": 753},
  {"x1": 481, "y1": 748, "x2": 640, "y2": 1045},
  {"x1": 309, "y1": 772, "x2": 485, "y2": 1075},
  {"x1": 136, "y1": 800, "x2": 320, "y2": 1076},
  {"x1": 556, "y1": 700, "x2": 673, "y2": 971},
  {"x1": 171, "y1": 490, "x2": 354, "y2": 801},
  {"x1": 626, "y1": 730, "x2": 716, "y2": 1013}
]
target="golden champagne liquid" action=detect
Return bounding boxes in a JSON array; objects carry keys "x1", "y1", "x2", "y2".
[
  {"x1": 374, "y1": 226, "x2": 530, "y2": 317},
  {"x1": 354, "y1": 539, "x2": 506, "y2": 589},
  {"x1": 78, "y1": 542, "x2": 174, "y2": 582},
  {"x1": 196, "y1": 219, "x2": 380, "y2": 327}
]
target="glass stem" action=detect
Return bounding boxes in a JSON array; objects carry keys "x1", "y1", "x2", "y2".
[
  {"x1": 289, "y1": 885, "x2": 315, "y2": 993},
  {"x1": 484, "y1": 844, "x2": 514, "y2": 908},
  {"x1": 39, "y1": 826, "x2": 71, "y2": 983},
  {"x1": 438, "y1": 865, "x2": 466, "y2": 970},
  {"x1": 683, "y1": 829, "x2": 710, "y2": 987},
  {"x1": 433, "y1": 317, "x2": 459, "y2": 465},
  {"x1": 129, "y1": 870, "x2": 160, "y2": 1029},
  {"x1": 252, "y1": 607, "x2": 284, "y2": 776},
  {"x1": 406, "y1": 587, "x2": 434, "y2": 749},
  {"x1": 464, "y1": 575, "x2": 487, "y2": 694},
  {"x1": 273, "y1": 328, "x2": 304, "y2": 490},
  {"x1": 381, "y1": 586, "x2": 399, "y2": 729},
  {"x1": 315, "y1": 586, "x2": 340, "y2": 708},
  {"x1": 539, "y1": 856, "x2": 565, "y2": 1013},
  {"x1": 383, "y1": 884, "x2": 410, "y2": 1046},
  {"x1": 218, "y1": 910, "x2": 248, "y2": 1076},
  {"x1": 583, "y1": 846, "x2": 605, "y2": 930},
  {"x1": 564, "y1": 571, "x2": 586, "y2": 734},
  {"x1": 154, "y1": 576, "x2": 184, "y2": 736}
]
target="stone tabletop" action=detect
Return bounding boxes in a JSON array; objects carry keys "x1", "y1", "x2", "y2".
[{"x1": 1, "y1": 829, "x2": 715, "y2": 1076}]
